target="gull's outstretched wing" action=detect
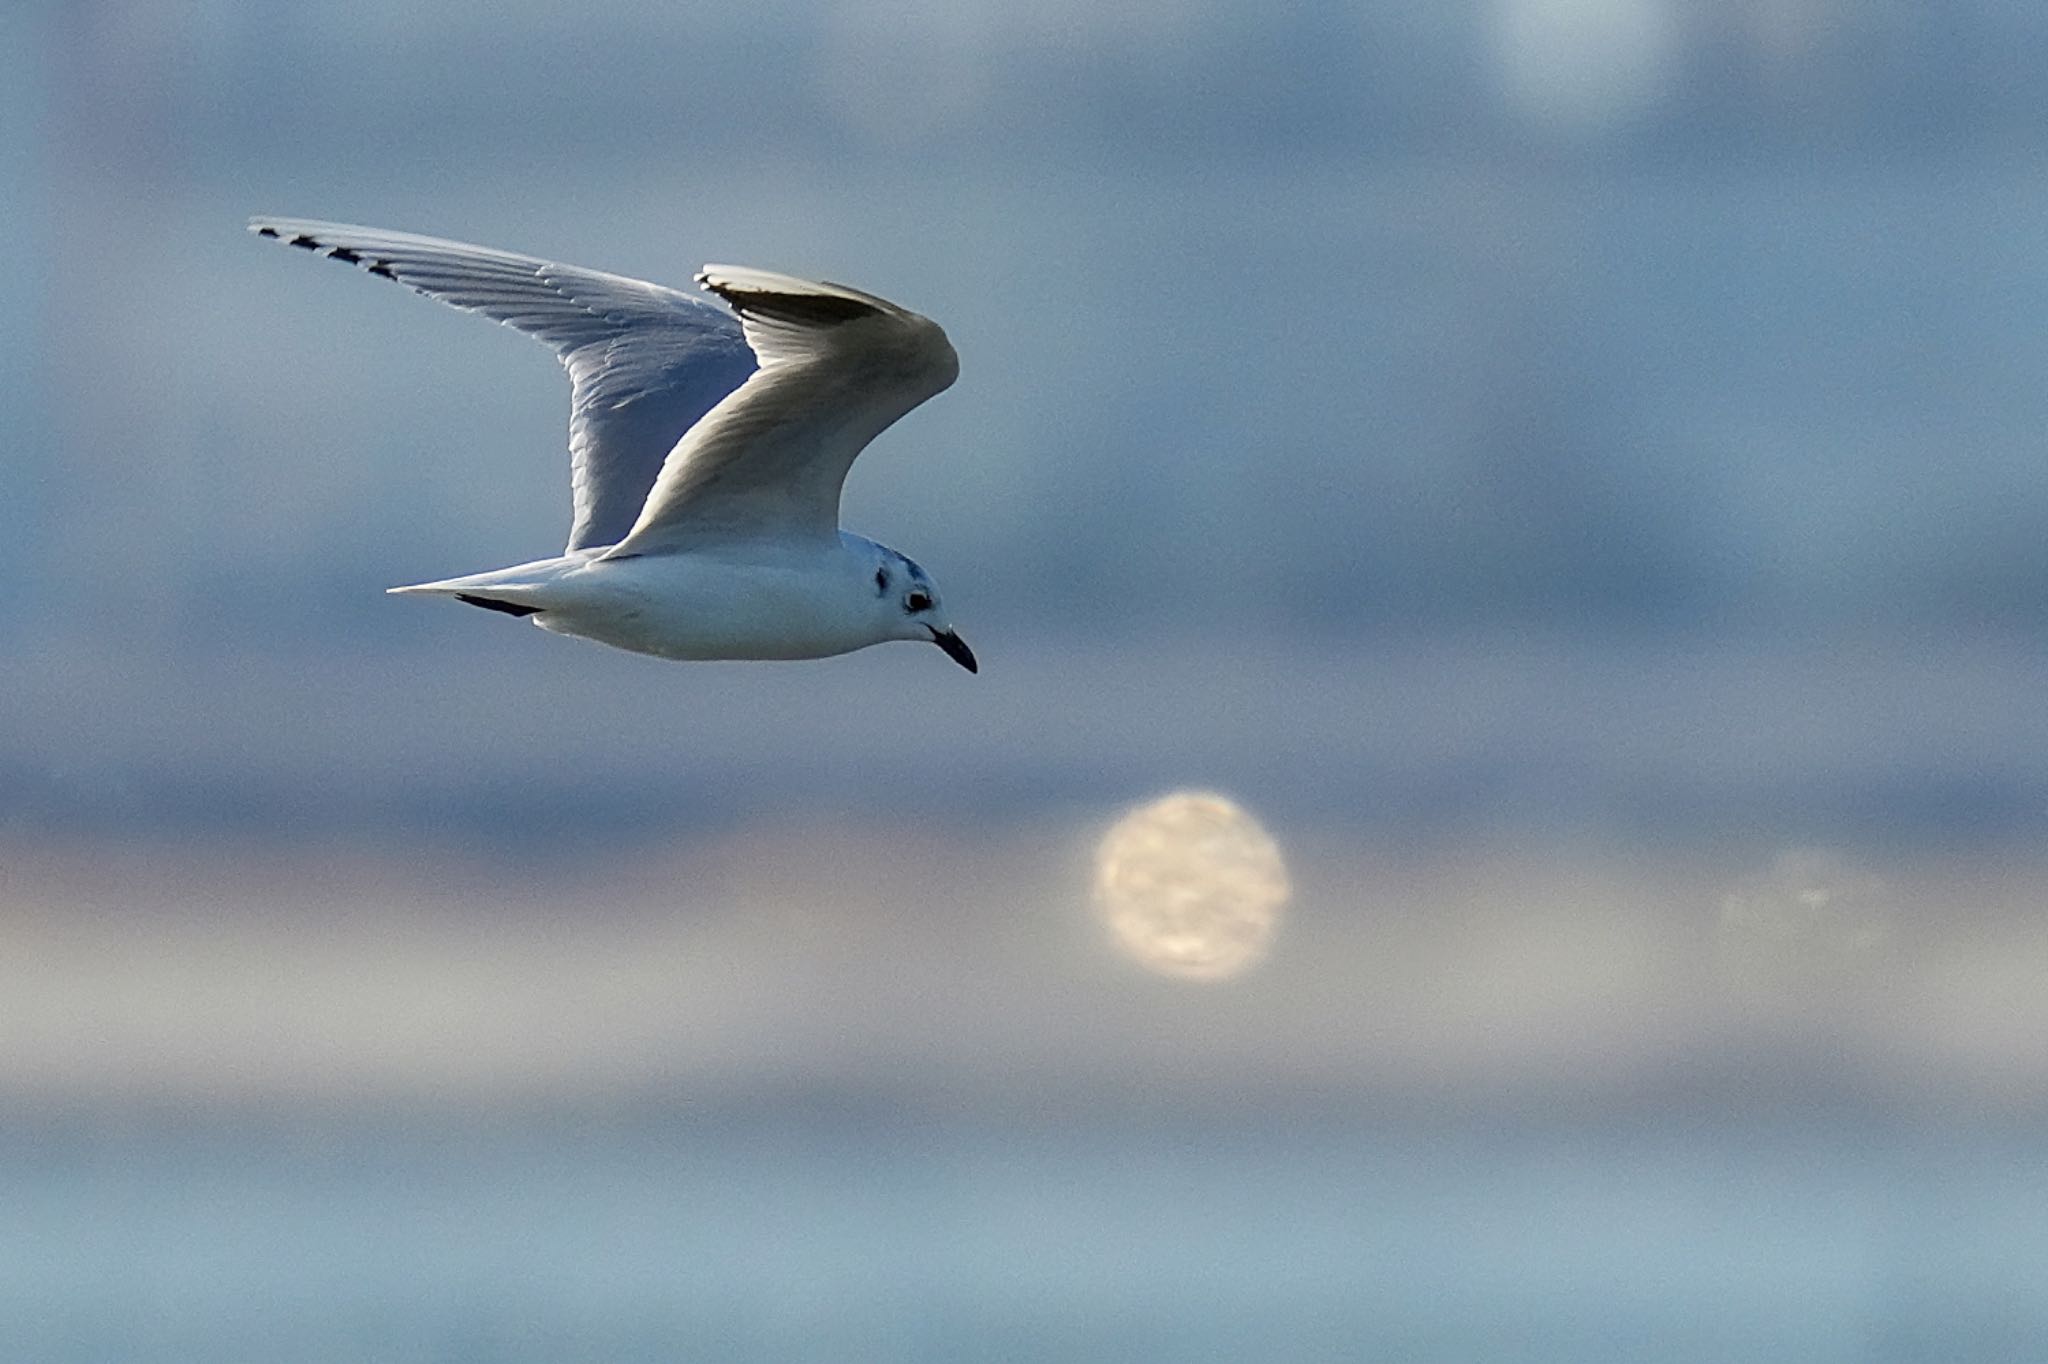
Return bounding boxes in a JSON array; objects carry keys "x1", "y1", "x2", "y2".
[
  {"x1": 250, "y1": 217, "x2": 756, "y2": 552},
  {"x1": 606, "y1": 265, "x2": 957, "y2": 554}
]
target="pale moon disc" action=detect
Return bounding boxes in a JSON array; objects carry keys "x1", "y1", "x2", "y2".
[{"x1": 1093, "y1": 792, "x2": 1291, "y2": 981}]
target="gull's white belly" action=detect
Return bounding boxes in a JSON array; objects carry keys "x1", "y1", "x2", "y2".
[{"x1": 530, "y1": 553, "x2": 875, "y2": 662}]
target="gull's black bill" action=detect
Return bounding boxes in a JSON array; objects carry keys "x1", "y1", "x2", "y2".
[{"x1": 929, "y1": 627, "x2": 978, "y2": 674}]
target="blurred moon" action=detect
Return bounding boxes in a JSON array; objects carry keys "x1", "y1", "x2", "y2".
[{"x1": 1093, "y1": 792, "x2": 1290, "y2": 981}]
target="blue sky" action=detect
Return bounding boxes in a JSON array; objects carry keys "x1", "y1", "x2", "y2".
[{"x1": 8, "y1": 0, "x2": 2048, "y2": 843}]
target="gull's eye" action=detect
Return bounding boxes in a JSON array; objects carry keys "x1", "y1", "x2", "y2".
[{"x1": 905, "y1": 590, "x2": 933, "y2": 613}]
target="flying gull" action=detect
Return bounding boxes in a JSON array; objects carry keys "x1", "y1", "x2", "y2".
[{"x1": 251, "y1": 217, "x2": 976, "y2": 672}]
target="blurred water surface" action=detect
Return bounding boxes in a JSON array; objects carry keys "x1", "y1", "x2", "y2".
[{"x1": 8, "y1": 1113, "x2": 2046, "y2": 1363}]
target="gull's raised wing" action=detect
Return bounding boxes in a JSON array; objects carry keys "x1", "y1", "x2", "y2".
[
  {"x1": 605, "y1": 265, "x2": 957, "y2": 554},
  {"x1": 250, "y1": 217, "x2": 756, "y2": 552}
]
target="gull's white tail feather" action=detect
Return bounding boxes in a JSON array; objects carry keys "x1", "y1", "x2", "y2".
[{"x1": 386, "y1": 558, "x2": 569, "y2": 613}]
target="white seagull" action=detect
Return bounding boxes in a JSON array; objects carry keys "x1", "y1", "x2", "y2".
[{"x1": 251, "y1": 217, "x2": 976, "y2": 672}]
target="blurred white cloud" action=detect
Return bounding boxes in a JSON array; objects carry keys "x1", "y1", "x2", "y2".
[{"x1": 5, "y1": 828, "x2": 2047, "y2": 1113}]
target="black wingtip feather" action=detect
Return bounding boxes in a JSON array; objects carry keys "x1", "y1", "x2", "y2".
[{"x1": 258, "y1": 225, "x2": 401, "y2": 282}]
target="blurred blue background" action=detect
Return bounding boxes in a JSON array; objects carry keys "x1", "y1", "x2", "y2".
[{"x1": 6, "y1": 0, "x2": 2048, "y2": 1359}]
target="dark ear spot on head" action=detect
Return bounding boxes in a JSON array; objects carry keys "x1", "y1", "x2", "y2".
[{"x1": 875, "y1": 566, "x2": 889, "y2": 596}]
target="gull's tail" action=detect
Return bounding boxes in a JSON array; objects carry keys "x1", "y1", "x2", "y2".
[{"x1": 387, "y1": 561, "x2": 565, "y2": 618}]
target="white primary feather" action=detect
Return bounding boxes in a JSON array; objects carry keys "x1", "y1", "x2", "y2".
[
  {"x1": 605, "y1": 264, "x2": 959, "y2": 553},
  {"x1": 248, "y1": 217, "x2": 755, "y2": 552}
]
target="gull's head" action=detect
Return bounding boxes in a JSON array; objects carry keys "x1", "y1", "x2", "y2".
[{"x1": 867, "y1": 547, "x2": 975, "y2": 673}]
